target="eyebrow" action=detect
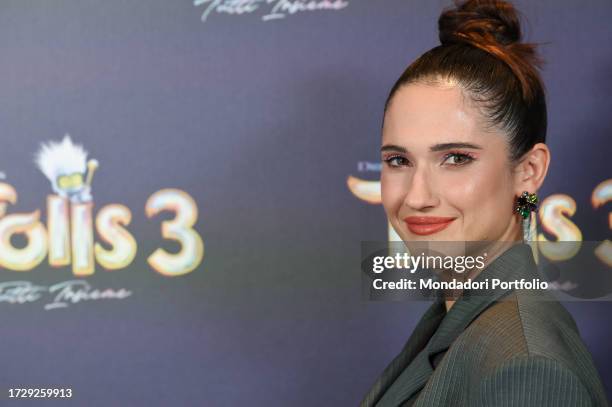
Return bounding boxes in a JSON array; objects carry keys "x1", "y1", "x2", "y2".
[{"x1": 380, "y1": 142, "x2": 483, "y2": 153}]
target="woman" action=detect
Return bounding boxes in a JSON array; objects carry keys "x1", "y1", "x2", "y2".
[{"x1": 360, "y1": 0, "x2": 608, "y2": 406}]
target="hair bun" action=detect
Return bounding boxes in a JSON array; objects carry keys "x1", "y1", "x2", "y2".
[{"x1": 438, "y1": 0, "x2": 522, "y2": 47}]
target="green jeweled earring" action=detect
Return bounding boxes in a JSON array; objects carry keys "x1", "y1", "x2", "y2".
[
  {"x1": 515, "y1": 191, "x2": 538, "y2": 218},
  {"x1": 515, "y1": 191, "x2": 538, "y2": 242}
]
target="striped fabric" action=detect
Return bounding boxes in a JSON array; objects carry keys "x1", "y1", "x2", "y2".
[{"x1": 359, "y1": 243, "x2": 609, "y2": 407}]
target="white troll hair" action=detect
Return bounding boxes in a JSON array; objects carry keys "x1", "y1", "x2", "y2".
[{"x1": 35, "y1": 134, "x2": 88, "y2": 182}]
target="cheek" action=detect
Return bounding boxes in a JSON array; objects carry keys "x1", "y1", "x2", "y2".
[
  {"x1": 443, "y1": 163, "x2": 513, "y2": 222},
  {"x1": 442, "y1": 175, "x2": 482, "y2": 208},
  {"x1": 380, "y1": 172, "x2": 405, "y2": 215}
]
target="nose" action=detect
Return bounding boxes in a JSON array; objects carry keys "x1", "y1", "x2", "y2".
[{"x1": 402, "y1": 166, "x2": 439, "y2": 210}]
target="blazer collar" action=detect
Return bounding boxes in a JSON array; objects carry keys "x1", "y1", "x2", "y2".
[
  {"x1": 363, "y1": 297, "x2": 446, "y2": 407},
  {"x1": 427, "y1": 242, "x2": 538, "y2": 356},
  {"x1": 386, "y1": 242, "x2": 539, "y2": 406}
]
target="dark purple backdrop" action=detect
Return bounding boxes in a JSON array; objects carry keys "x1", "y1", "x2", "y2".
[{"x1": 0, "y1": 1, "x2": 610, "y2": 405}]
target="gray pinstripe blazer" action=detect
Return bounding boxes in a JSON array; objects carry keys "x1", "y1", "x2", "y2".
[{"x1": 360, "y1": 243, "x2": 609, "y2": 406}]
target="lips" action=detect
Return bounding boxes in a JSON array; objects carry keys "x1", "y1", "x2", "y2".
[{"x1": 403, "y1": 216, "x2": 456, "y2": 236}]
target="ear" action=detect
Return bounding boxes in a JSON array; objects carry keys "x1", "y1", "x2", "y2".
[{"x1": 512, "y1": 142, "x2": 551, "y2": 196}]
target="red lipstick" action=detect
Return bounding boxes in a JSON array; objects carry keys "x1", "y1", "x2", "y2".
[{"x1": 403, "y1": 216, "x2": 456, "y2": 236}]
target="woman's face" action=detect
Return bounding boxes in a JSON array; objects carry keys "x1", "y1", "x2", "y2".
[{"x1": 381, "y1": 80, "x2": 521, "y2": 243}]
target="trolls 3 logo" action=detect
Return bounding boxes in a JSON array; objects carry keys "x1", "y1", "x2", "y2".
[{"x1": 0, "y1": 135, "x2": 204, "y2": 277}]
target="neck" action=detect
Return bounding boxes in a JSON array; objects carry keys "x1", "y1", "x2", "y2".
[{"x1": 442, "y1": 238, "x2": 522, "y2": 312}]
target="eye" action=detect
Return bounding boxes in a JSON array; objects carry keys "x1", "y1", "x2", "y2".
[
  {"x1": 383, "y1": 155, "x2": 410, "y2": 168},
  {"x1": 442, "y1": 152, "x2": 475, "y2": 166}
]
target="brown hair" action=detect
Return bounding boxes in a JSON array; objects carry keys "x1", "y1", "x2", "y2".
[{"x1": 384, "y1": 0, "x2": 547, "y2": 164}]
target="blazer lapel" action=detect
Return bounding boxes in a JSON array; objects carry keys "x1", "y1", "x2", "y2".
[
  {"x1": 377, "y1": 345, "x2": 435, "y2": 406},
  {"x1": 360, "y1": 297, "x2": 446, "y2": 407},
  {"x1": 379, "y1": 242, "x2": 539, "y2": 406},
  {"x1": 427, "y1": 242, "x2": 538, "y2": 357}
]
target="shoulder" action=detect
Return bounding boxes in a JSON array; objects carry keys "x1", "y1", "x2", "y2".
[
  {"x1": 452, "y1": 289, "x2": 608, "y2": 406},
  {"x1": 451, "y1": 290, "x2": 577, "y2": 359},
  {"x1": 474, "y1": 354, "x2": 602, "y2": 406},
  {"x1": 467, "y1": 289, "x2": 593, "y2": 366},
  {"x1": 464, "y1": 289, "x2": 580, "y2": 359}
]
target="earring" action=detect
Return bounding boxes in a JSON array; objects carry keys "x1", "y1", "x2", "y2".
[{"x1": 515, "y1": 191, "x2": 538, "y2": 242}]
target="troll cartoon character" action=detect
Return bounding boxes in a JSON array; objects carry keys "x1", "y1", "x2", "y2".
[{"x1": 35, "y1": 134, "x2": 99, "y2": 204}]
